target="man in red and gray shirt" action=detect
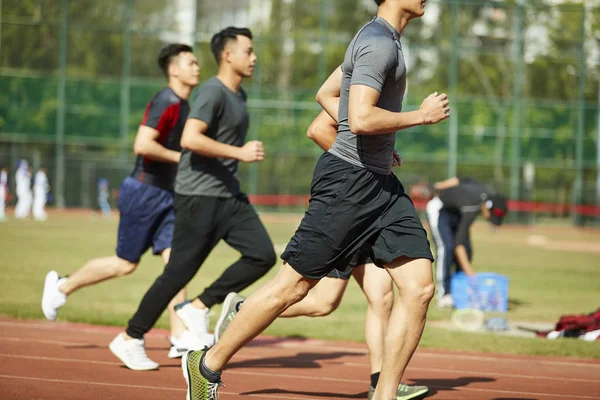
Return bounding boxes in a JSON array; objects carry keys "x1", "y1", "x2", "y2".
[{"x1": 41, "y1": 44, "x2": 211, "y2": 365}]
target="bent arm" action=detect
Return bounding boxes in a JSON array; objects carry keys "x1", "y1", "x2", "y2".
[
  {"x1": 348, "y1": 85, "x2": 424, "y2": 135},
  {"x1": 315, "y1": 66, "x2": 343, "y2": 123},
  {"x1": 180, "y1": 118, "x2": 243, "y2": 160},
  {"x1": 133, "y1": 125, "x2": 181, "y2": 163},
  {"x1": 306, "y1": 111, "x2": 338, "y2": 151}
]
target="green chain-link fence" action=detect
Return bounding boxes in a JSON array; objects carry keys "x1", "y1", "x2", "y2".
[{"x1": 1, "y1": 0, "x2": 599, "y2": 223}]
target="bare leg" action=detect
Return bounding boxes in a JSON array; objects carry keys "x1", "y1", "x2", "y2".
[
  {"x1": 280, "y1": 277, "x2": 348, "y2": 317},
  {"x1": 161, "y1": 249, "x2": 186, "y2": 339},
  {"x1": 59, "y1": 256, "x2": 138, "y2": 296},
  {"x1": 204, "y1": 263, "x2": 318, "y2": 371},
  {"x1": 352, "y1": 264, "x2": 394, "y2": 375},
  {"x1": 372, "y1": 257, "x2": 434, "y2": 400}
]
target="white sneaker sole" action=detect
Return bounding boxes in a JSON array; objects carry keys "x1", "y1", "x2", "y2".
[
  {"x1": 108, "y1": 341, "x2": 159, "y2": 371},
  {"x1": 168, "y1": 346, "x2": 187, "y2": 359}
]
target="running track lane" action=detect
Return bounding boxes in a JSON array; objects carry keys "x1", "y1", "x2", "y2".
[{"x1": 0, "y1": 318, "x2": 598, "y2": 400}]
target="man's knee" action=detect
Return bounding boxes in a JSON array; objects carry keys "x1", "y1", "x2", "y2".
[
  {"x1": 312, "y1": 296, "x2": 342, "y2": 317},
  {"x1": 379, "y1": 289, "x2": 395, "y2": 313},
  {"x1": 366, "y1": 287, "x2": 394, "y2": 317},
  {"x1": 403, "y1": 279, "x2": 435, "y2": 305},
  {"x1": 114, "y1": 258, "x2": 138, "y2": 277},
  {"x1": 272, "y1": 276, "x2": 312, "y2": 307}
]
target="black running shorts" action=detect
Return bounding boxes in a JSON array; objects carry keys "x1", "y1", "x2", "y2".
[
  {"x1": 281, "y1": 152, "x2": 433, "y2": 280},
  {"x1": 326, "y1": 245, "x2": 372, "y2": 280}
]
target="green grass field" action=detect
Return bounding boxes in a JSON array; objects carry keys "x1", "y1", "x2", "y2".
[{"x1": 1, "y1": 212, "x2": 599, "y2": 359}]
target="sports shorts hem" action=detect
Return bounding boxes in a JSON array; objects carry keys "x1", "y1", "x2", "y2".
[
  {"x1": 284, "y1": 260, "x2": 332, "y2": 281},
  {"x1": 151, "y1": 245, "x2": 171, "y2": 256},
  {"x1": 374, "y1": 251, "x2": 434, "y2": 267},
  {"x1": 115, "y1": 252, "x2": 141, "y2": 264}
]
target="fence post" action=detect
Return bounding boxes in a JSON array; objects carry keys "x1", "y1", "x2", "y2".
[
  {"x1": 509, "y1": 0, "x2": 525, "y2": 215},
  {"x1": 54, "y1": 0, "x2": 68, "y2": 208},
  {"x1": 596, "y1": 73, "x2": 600, "y2": 219},
  {"x1": 447, "y1": 0, "x2": 458, "y2": 178},
  {"x1": 120, "y1": 0, "x2": 133, "y2": 160},
  {"x1": 574, "y1": 5, "x2": 587, "y2": 226}
]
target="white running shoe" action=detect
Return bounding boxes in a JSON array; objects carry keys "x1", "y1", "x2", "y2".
[
  {"x1": 41, "y1": 271, "x2": 67, "y2": 321},
  {"x1": 215, "y1": 292, "x2": 246, "y2": 342},
  {"x1": 109, "y1": 333, "x2": 159, "y2": 371},
  {"x1": 168, "y1": 330, "x2": 214, "y2": 359},
  {"x1": 175, "y1": 301, "x2": 212, "y2": 337},
  {"x1": 437, "y1": 294, "x2": 454, "y2": 308}
]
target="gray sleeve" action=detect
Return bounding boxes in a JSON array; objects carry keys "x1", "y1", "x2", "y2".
[
  {"x1": 188, "y1": 85, "x2": 223, "y2": 126},
  {"x1": 350, "y1": 38, "x2": 397, "y2": 93}
]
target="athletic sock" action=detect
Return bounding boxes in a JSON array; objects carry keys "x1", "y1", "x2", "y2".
[
  {"x1": 370, "y1": 372, "x2": 380, "y2": 388},
  {"x1": 200, "y1": 351, "x2": 222, "y2": 383}
]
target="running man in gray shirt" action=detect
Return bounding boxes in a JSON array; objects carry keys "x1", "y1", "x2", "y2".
[
  {"x1": 183, "y1": 2, "x2": 450, "y2": 399},
  {"x1": 112, "y1": 27, "x2": 277, "y2": 370}
]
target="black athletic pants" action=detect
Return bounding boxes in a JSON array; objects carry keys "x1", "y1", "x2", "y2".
[{"x1": 126, "y1": 193, "x2": 276, "y2": 339}]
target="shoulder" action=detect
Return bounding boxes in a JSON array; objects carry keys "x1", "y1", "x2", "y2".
[
  {"x1": 194, "y1": 78, "x2": 226, "y2": 101},
  {"x1": 152, "y1": 87, "x2": 181, "y2": 107},
  {"x1": 354, "y1": 34, "x2": 397, "y2": 66},
  {"x1": 198, "y1": 77, "x2": 224, "y2": 94},
  {"x1": 355, "y1": 22, "x2": 396, "y2": 51}
]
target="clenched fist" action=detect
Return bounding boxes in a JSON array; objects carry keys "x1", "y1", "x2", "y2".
[
  {"x1": 238, "y1": 140, "x2": 265, "y2": 163},
  {"x1": 420, "y1": 92, "x2": 450, "y2": 125},
  {"x1": 392, "y1": 149, "x2": 403, "y2": 168}
]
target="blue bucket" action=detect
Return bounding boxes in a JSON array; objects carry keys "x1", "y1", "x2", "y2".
[{"x1": 450, "y1": 272, "x2": 509, "y2": 312}]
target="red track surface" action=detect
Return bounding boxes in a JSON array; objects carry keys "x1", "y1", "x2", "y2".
[{"x1": 0, "y1": 318, "x2": 598, "y2": 400}]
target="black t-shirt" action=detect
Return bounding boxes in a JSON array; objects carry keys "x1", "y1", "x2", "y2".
[
  {"x1": 439, "y1": 179, "x2": 492, "y2": 246},
  {"x1": 130, "y1": 87, "x2": 189, "y2": 191}
]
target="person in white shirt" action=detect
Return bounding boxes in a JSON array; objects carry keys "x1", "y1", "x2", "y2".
[
  {"x1": 0, "y1": 166, "x2": 8, "y2": 222},
  {"x1": 14, "y1": 160, "x2": 32, "y2": 220},
  {"x1": 33, "y1": 168, "x2": 49, "y2": 221}
]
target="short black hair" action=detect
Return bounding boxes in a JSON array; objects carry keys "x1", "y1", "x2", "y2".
[
  {"x1": 374, "y1": 0, "x2": 384, "y2": 5},
  {"x1": 210, "y1": 27, "x2": 253, "y2": 65},
  {"x1": 158, "y1": 43, "x2": 194, "y2": 77}
]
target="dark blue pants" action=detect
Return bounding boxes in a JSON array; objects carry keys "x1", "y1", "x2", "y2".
[{"x1": 427, "y1": 199, "x2": 472, "y2": 297}]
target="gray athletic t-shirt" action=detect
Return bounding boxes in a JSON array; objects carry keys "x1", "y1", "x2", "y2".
[
  {"x1": 329, "y1": 16, "x2": 407, "y2": 175},
  {"x1": 175, "y1": 76, "x2": 249, "y2": 197}
]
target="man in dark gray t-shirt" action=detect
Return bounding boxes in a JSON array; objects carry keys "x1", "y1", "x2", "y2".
[
  {"x1": 119, "y1": 27, "x2": 276, "y2": 368},
  {"x1": 176, "y1": 75, "x2": 250, "y2": 197},
  {"x1": 183, "y1": 2, "x2": 451, "y2": 399}
]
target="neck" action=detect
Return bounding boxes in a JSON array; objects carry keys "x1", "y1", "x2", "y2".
[
  {"x1": 377, "y1": 4, "x2": 413, "y2": 34},
  {"x1": 167, "y1": 79, "x2": 193, "y2": 100},
  {"x1": 216, "y1": 66, "x2": 244, "y2": 93}
]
